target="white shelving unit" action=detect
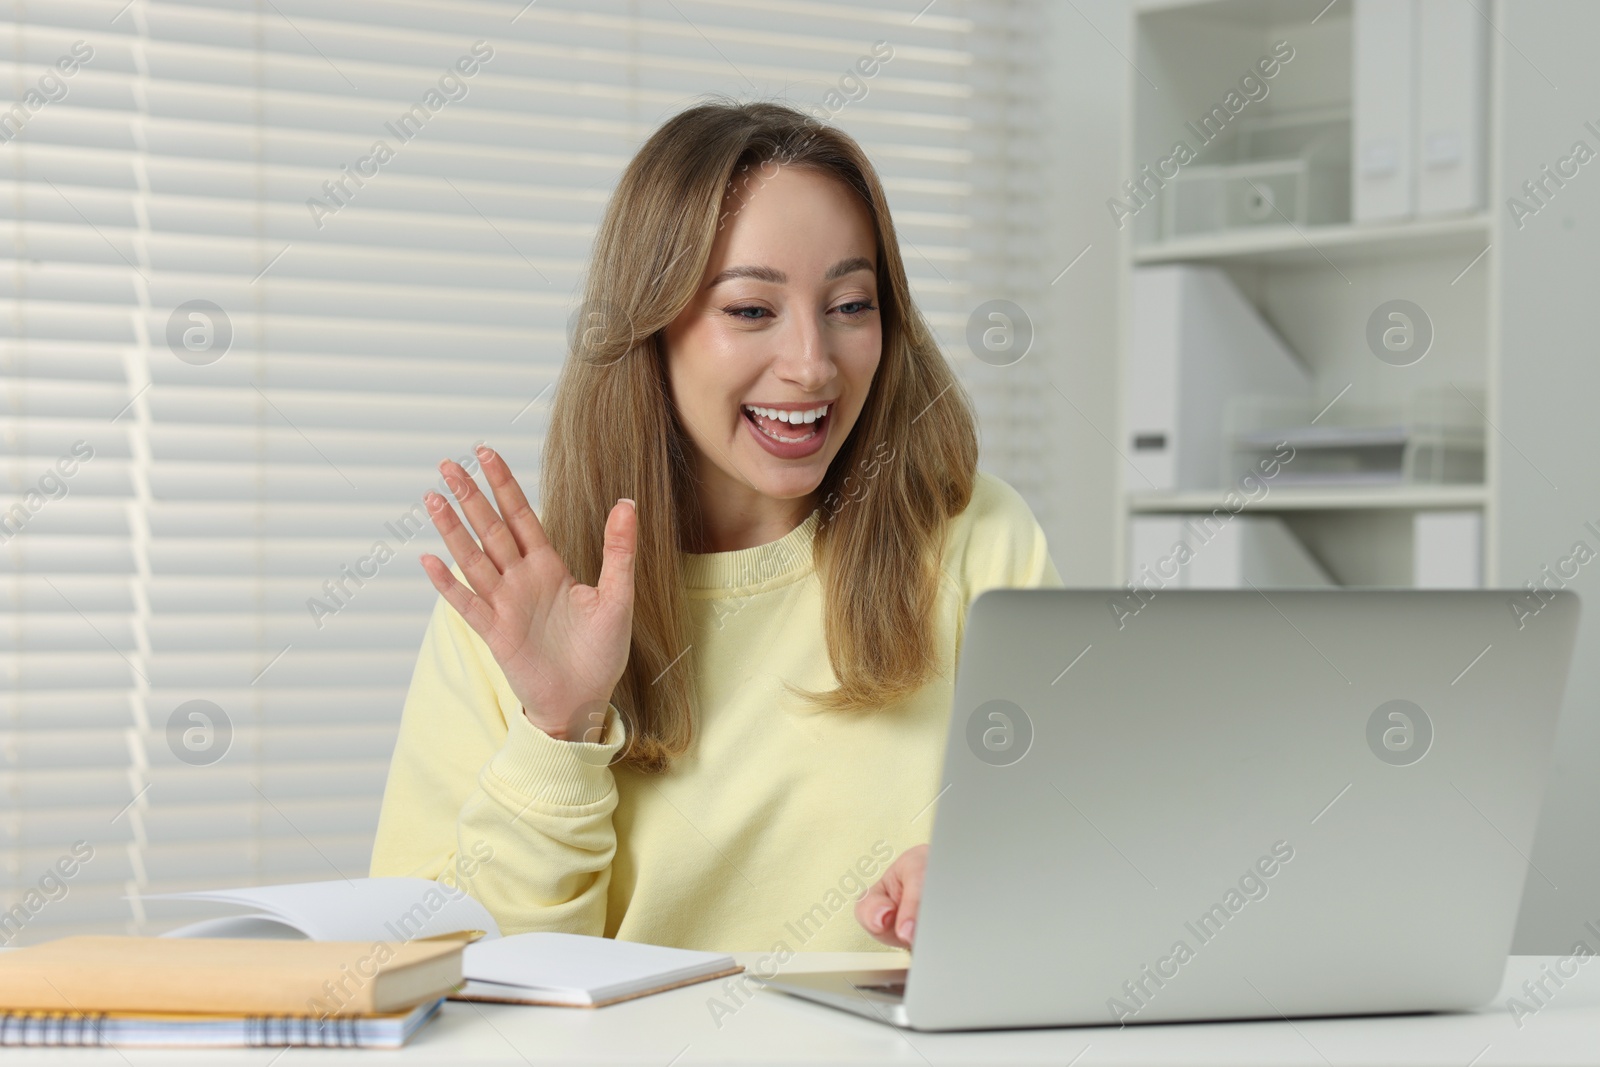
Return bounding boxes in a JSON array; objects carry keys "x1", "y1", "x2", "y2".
[
  {"x1": 1132, "y1": 213, "x2": 1491, "y2": 268},
  {"x1": 1116, "y1": 0, "x2": 1496, "y2": 590},
  {"x1": 1127, "y1": 484, "x2": 1491, "y2": 513},
  {"x1": 1115, "y1": 0, "x2": 1600, "y2": 958}
]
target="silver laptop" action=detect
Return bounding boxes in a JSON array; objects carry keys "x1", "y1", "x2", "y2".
[{"x1": 758, "y1": 588, "x2": 1581, "y2": 1030}]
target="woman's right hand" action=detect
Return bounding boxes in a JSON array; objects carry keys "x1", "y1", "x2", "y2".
[{"x1": 418, "y1": 445, "x2": 637, "y2": 743}]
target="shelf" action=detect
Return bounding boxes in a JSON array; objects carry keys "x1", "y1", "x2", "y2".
[
  {"x1": 1132, "y1": 214, "x2": 1492, "y2": 269},
  {"x1": 1127, "y1": 484, "x2": 1489, "y2": 513},
  {"x1": 1134, "y1": 0, "x2": 1334, "y2": 19}
]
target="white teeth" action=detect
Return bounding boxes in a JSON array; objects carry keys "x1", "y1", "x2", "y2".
[
  {"x1": 758, "y1": 422, "x2": 813, "y2": 442},
  {"x1": 743, "y1": 403, "x2": 830, "y2": 425}
]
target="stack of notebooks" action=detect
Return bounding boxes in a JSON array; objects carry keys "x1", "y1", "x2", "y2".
[
  {"x1": 0, "y1": 878, "x2": 742, "y2": 1048},
  {"x1": 0, "y1": 935, "x2": 462, "y2": 1049}
]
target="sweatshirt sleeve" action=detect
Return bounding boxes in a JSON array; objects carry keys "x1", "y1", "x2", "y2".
[
  {"x1": 949, "y1": 471, "x2": 1064, "y2": 603},
  {"x1": 370, "y1": 586, "x2": 627, "y2": 936}
]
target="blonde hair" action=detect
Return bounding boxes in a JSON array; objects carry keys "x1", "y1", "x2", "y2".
[{"x1": 541, "y1": 99, "x2": 978, "y2": 773}]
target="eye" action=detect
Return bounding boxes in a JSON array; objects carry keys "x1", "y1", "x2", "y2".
[
  {"x1": 725, "y1": 305, "x2": 771, "y2": 321},
  {"x1": 836, "y1": 300, "x2": 878, "y2": 317}
]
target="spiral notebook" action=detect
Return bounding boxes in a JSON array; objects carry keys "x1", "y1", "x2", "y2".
[{"x1": 0, "y1": 998, "x2": 442, "y2": 1049}]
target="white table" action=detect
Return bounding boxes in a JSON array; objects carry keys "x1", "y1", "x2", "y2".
[{"x1": 7, "y1": 954, "x2": 1599, "y2": 1064}]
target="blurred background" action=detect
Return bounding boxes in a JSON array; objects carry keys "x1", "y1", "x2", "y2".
[{"x1": 0, "y1": 0, "x2": 1594, "y2": 956}]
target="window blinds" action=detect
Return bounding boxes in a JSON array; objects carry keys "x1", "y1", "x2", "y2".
[{"x1": 0, "y1": 0, "x2": 1046, "y2": 941}]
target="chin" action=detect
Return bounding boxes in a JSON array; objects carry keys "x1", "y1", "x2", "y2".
[{"x1": 746, "y1": 465, "x2": 829, "y2": 502}]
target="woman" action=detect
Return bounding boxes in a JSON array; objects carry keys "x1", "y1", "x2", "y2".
[{"x1": 371, "y1": 100, "x2": 1061, "y2": 954}]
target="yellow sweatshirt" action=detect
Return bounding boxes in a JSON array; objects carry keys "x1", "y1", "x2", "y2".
[{"x1": 370, "y1": 471, "x2": 1062, "y2": 954}]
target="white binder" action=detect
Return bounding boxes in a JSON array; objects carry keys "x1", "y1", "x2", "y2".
[
  {"x1": 1353, "y1": 0, "x2": 1418, "y2": 222},
  {"x1": 1126, "y1": 265, "x2": 1309, "y2": 493},
  {"x1": 1413, "y1": 510, "x2": 1483, "y2": 588},
  {"x1": 1416, "y1": 0, "x2": 1489, "y2": 216}
]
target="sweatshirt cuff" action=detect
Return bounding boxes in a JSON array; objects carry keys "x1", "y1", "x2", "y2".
[{"x1": 486, "y1": 704, "x2": 628, "y2": 807}]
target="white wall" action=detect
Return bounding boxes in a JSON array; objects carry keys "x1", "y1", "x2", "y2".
[
  {"x1": 1497, "y1": 0, "x2": 1600, "y2": 955},
  {"x1": 1035, "y1": 0, "x2": 1127, "y2": 585}
]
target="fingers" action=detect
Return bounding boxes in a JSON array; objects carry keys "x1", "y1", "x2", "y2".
[
  {"x1": 855, "y1": 846, "x2": 928, "y2": 950},
  {"x1": 855, "y1": 877, "x2": 900, "y2": 947},
  {"x1": 421, "y1": 553, "x2": 551, "y2": 701},
  {"x1": 895, "y1": 858, "x2": 925, "y2": 947},
  {"x1": 475, "y1": 445, "x2": 550, "y2": 557},
  {"x1": 595, "y1": 498, "x2": 638, "y2": 608},
  {"x1": 424, "y1": 490, "x2": 501, "y2": 596},
  {"x1": 439, "y1": 458, "x2": 521, "y2": 572},
  {"x1": 419, "y1": 552, "x2": 495, "y2": 637}
]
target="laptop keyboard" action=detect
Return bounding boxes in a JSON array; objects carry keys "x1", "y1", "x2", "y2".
[{"x1": 852, "y1": 980, "x2": 906, "y2": 998}]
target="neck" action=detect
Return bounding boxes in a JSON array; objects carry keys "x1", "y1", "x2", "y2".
[{"x1": 690, "y1": 479, "x2": 816, "y2": 553}]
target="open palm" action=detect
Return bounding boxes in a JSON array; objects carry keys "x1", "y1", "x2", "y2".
[{"x1": 419, "y1": 446, "x2": 637, "y2": 742}]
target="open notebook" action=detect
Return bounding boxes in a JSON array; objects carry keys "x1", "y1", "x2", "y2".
[
  {"x1": 145, "y1": 877, "x2": 503, "y2": 941},
  {"x1": 145, "y1": 879, "x2": 741, "y2": 1008},
  {"x1": 457, "y1": 933, "x2": 741, "y2": 1008}
]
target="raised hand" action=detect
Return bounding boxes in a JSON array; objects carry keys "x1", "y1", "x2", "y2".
[{"x1": 418, "y1": 445, "x2": 637, "y2": 743}]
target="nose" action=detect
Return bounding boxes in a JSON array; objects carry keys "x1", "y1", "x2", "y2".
[{"x1": 771, "y1": 306, "x2": 838, "y2": 394}]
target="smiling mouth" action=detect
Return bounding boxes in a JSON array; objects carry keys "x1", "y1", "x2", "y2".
[{"x1": 742, "y1": 402, "x2": 832, "y2": 444}]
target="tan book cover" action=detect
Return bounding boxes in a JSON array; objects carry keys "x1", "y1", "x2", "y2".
[{"x1": 0, "y1": 937, "x2": 462, "y2": 1017}]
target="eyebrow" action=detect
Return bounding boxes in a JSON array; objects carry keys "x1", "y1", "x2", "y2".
[{"x1": 705, "y1": 255, "x2": 875, "y2": 289}]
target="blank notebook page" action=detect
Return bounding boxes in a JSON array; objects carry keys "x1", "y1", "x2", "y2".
[{"x1": 463, "y1": 932, "x2": 734, "y2": 1002}]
